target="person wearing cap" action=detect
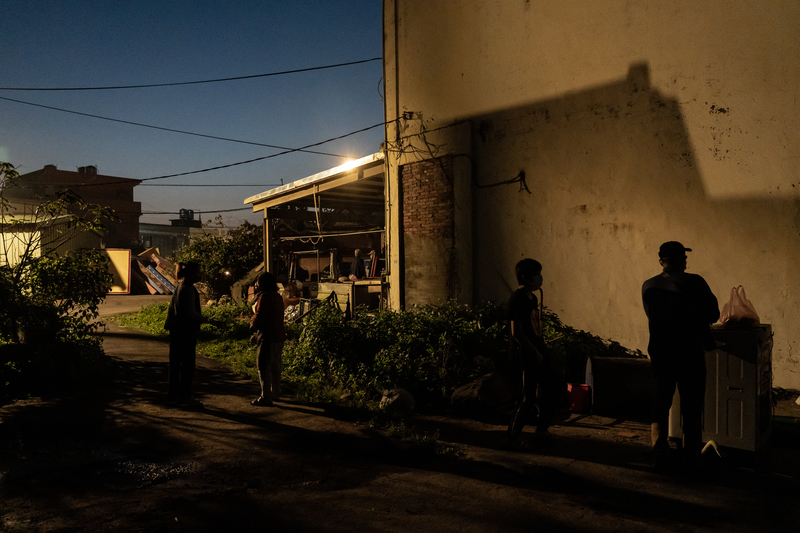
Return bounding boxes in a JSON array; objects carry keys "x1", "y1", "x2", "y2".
[{"x1": 642, "y1": 241, "x2": 719, "y2": 467}]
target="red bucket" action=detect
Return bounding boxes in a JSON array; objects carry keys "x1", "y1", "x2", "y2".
[{"x1": 567, "y1": 383, "x2": 592, "y2": 413}]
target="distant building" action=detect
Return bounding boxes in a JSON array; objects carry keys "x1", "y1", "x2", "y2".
[
  {"x1": 139, "y1": 224, "x2": 206, "y2": 259},
  {"x1": 4, "y1": 164, "x2": 141, "y2": 249},
  {"x1": 139, "y1": 208, "x2": 207, "y2": 258}
]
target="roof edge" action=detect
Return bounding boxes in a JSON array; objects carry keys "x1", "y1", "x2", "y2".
[{"x1": 244, "y1": 152, "x2": 384, "y2": 206}]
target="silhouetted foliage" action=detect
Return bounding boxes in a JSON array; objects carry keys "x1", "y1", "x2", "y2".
[
  {"x1": 1, "y1": 161, "x2": 115, "y2": 400},
  {"x1": 174, "y1": 219, "x2": 263, "y2": 299}
]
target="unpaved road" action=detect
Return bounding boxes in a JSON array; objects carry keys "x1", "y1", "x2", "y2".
[{"x1": 1, "y1": 296, "x2": 799, "y2": 532}]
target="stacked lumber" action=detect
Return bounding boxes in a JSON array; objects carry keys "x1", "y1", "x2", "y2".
[{"x1": 134, "y1": 247, "x2": 178, "y2": 295}]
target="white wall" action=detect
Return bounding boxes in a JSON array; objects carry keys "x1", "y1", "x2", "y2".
[{"x1": 384, "y1": 0, "x2": 800, "y2": 388}]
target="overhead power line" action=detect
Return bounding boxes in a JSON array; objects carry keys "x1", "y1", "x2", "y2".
[
  {"x1": 0, "y1": 95, "x2": 345, "y2": 157},
  {"x1": 139, "y1": 121, "x2": 389, "y2": 182},
  {"x1": 0, "y1": 58, "x2": 382, "y2": 91},
  {"x1": 141, "y1": 207, "x2": 251, "y2": 214},
  {"x1": 6, "y1": 120, "x2": 394, "y2": 189}
]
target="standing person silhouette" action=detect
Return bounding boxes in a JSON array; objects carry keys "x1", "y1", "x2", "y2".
[
  {"x1": 250, "y1": 271, "x2": 286, "y2": 406},
  {"x1": 642, "y1": 241, "x2": 719, "y2": 468},
  {"x1": 507, "y1": 258, "x2": 562, "y2": 448},
  {"x1": 164, "y1": 261, "x2": 218, "y2": 407}
]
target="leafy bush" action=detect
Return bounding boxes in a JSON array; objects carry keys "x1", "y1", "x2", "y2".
[
  {"x1": 18, "y1": 250, "x2": 112, "y2": 344},
  {"x1": 0, "y1": 339, "x2": 107, "y2": 403},
  {"x1": 1, "y1": 161, "x2": 116, "y2": 401},
  {"x1": 543, "y1": 309, "x2": 645, "y2": 382},
  {"x1": 174, "y1": 221, "x2": 263, "y2": 299},
  {"x1": 113, "y1": 298, "x2": 643, "y2": 411},
  {"x1": 283, "y1": 301, "x2": 511, "y2": 405},
  {"x1": 283, "y1": 300, "x2": 644, "y2": 406}
]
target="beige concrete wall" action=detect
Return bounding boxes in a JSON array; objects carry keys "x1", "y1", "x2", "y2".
[{"x1": 384, "y1": 0, "x2": 800, "y2": 388}]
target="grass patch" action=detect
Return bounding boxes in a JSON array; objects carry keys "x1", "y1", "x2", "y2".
[{"x1": 110, "y1": 301, "x2": 259, "y2": 380}]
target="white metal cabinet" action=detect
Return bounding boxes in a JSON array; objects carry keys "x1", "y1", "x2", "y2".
[
  {"x1": 703, "y1": 324, "x2": 773, "y2": 451},
  {"x1": 669, "y1": 325, "x2": 773, "y2": 452}
]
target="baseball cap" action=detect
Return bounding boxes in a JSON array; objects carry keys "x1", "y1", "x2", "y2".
[{"x1": 659, "y1": 241, "x2": 692, "y2": 258}]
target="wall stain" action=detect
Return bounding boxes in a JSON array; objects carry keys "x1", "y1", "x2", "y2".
[
  {"x1": 601, "y1": 221, "x2": 635, "y2": 234},
  {"x1": 706, "y1": 122, "x2": 744, "y2": 161},
  {"x1": 676, "y1": 151, "x2": 693, "y2": 168}
]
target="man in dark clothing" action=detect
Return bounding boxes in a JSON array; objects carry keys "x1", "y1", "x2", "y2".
[
  {"x1": 642, "y1": 241, "x2": 719, "y2": 465},
  {"x1": 164, "y1": 261, "x2": 222, "y2": 406},
  {"x1": 507, "y1": 258, "x2": 563, "y2": 448}
]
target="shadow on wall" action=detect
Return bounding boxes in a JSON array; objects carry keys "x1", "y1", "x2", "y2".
[{"x1": 468, "y1": 63, "x2": 799, "y2": 366}]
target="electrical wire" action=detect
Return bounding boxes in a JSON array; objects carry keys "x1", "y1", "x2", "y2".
[
  {"x1": 0, "y1": 58, "x2": 382, "y2": 91},
  {"x1": 141, "y1": 207, "x2": 251, "y2": 214},
  {"x1": 0, "y1": 95, "x2": 346, "y2": 157},
  {"x1": 7, "y1": 120, "x2": 396, "y2": 188},
  {"x1": 135, "y1": 121, "x2": 388, "y2": 182}
]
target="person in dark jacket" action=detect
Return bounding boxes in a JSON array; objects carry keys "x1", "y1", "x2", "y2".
[
  {"x1": 250, "y1": 271, "x2": 287, "y2": 406},
  {"x1": 642, "y1": 241, "x2": 719, "y2": 466},
  {"x1": 164, "y1": 261, "x2": 219, "y2": 406}
]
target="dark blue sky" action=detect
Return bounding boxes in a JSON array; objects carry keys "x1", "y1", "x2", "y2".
[{"x1": 0, "y1": 1, "x2": 384, "y2": 226}]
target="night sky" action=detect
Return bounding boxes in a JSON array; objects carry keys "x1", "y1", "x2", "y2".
[{"x1": 0, "y1": 1, "x2": 384, "y2": 227}]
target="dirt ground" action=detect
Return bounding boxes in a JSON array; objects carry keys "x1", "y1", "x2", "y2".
[{"x1": 1, "y1": 295, "x2": 800, "y2": 532}]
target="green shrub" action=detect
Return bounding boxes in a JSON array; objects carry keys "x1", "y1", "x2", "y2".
[
  {"x1": 283, "y1": 301, "x2": 512, "y2": 406},
  {"x1": 174, "y1": 221, "x2": 263, "y2": 299},
  {"x1": 0, "y1": 248, "x2": 112, "y2": 403},
  {"x1": 543, "y1": 309, "x2": 645, "y2": 382},
  {"x1": 283, "y1": 300, "x2": 644, "y2": 405},
  {"x1": 114, "y1": 299, "x2": 643, "y2": 410}
]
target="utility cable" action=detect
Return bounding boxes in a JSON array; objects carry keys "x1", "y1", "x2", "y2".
[
  {"x1": 0, "y1": 95, "x2": 345, "y2": 157},
  {"x1": 140, "y1": 121, "x2": 387, "y2": 182},
  {"x1": 0, "y1": 58, "x2": 382, "y2": 91},
  {"x1": 7, "y1": 119, "x2": 395, "y2": 188},
  {"x1": 141, "y1": 207, "x2": 251, "y2": 214}
]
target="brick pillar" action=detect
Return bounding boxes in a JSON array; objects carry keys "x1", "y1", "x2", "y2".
[{"x1": 400, "y1": 155, "x2": 456, "y2": 304}]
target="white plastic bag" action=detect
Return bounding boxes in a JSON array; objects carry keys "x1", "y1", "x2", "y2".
[{"x1": 719, "y1": 286, "x2": 760, "y2": 327}]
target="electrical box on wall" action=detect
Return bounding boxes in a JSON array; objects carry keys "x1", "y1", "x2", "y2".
[{"x1": 670, "y1": 325, "x2": 773, "y2": 453}]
